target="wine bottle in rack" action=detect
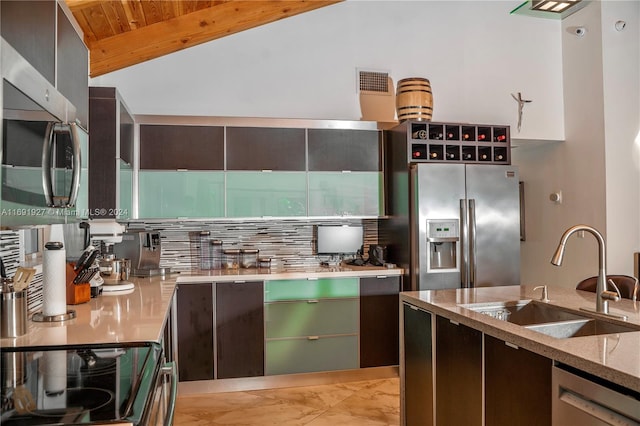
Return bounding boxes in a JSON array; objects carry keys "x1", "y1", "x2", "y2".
[{"x1": 412, "y1": 130, "x2": 428, "y2": 139}]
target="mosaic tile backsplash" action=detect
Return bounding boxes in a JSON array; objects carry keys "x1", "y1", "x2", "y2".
[
  {"x1": 2, "y1": 219, "x2": 380, "y2": 313},
  {"x1": 123, "y1": 219, "x2": 379, "y2": 271}
]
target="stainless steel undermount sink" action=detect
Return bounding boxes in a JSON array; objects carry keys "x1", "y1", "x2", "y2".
[
  {"x1": 461, "y1": 300, "x2": 639, "y2": 338},
  {"x1": 525, "y1": 318, "x2": 637, "y2": 339}
]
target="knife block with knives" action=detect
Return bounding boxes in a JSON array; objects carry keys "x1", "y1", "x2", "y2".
[{"x1": 66, "y1": 263, "x2": 91, "y2": 305}]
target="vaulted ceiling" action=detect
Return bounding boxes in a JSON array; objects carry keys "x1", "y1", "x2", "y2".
[{"x1": 65, "y1": 0, "x2": 342, "y2": 77}]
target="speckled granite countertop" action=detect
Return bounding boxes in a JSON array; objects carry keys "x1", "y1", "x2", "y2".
[
  {"x1": 1, "y1": 274, "x2": 178, "y2": 349},
  {"x1": 177, "y1": 264, "x2": 403, "y2": 283},
  {"x1": 1, "y1": 265, "x2": 402, "y2": 349},
  {"x1": 401, "y1": 285, "x2": 640, "y2": 392}
]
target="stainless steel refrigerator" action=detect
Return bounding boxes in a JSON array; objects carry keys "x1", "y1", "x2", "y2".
[
  {"x1": 381, "y1": 120, "x2": 522, "y2": 291},
  {"x1": 383, "y1": 162, "x2": 521, "y2": 291}
]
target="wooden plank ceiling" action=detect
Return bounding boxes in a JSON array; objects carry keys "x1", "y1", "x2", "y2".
[{"x1": 65, "y1": 0, "x2": 342, "y2": 77}]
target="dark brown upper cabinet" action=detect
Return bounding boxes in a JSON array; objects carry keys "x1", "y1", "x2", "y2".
[
  {"x1": 1, "y1": 2, "x2": 89, "y2": 130},
  {"x1": 1, "y1": 1, "x2": 56, "y2": 85},
  {"x1": 57, "y1": 4, "x2": 89, "y2": 130},
  {"x1": 308, "y1": 129, "x2": 381, "y2": 171},
  {"x1": 226, "y1": 127, "x2": 305, "y2": 171},
  {"x1": 89, "y1": 87, "x2": 134, "y2": 218},
  {"x1": 140, "y1": 124, "x2": 224, "y2": 170}
]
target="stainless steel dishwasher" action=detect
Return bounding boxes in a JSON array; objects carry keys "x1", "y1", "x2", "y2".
[{"x1": 553, "y1": 365, "x2": 640, "y2": 425}]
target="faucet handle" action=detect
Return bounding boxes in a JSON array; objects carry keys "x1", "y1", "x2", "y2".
[
  {"x1": 533, "y1": 285, "x2": 550, "y2": 302},
  {"x1": 601, "y1": 290, "x2": 621, "y2": 302},
  {"x1": 606, "y1": 279, "x2": 622, "y2": 299}
]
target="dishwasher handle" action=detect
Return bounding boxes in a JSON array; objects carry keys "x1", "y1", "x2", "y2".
[{"x1": 558, "y1": 390, "x2": 638, "y2": 426}]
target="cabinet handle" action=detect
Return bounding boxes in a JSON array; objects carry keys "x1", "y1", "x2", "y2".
[
  {"x1": 307, "y1": 277, "x2": 318, "y2": 281},
  {"x1": 261, "y1": 169, "x2": 273, "y2": 173},
  {"x1": 307, "y1": 336, "x2": 319, "y2": 340},
  {"x1": 176, "y1": 168, "x2": 188, "y2": 171},
  {"x1": 376, "y1": 275, "x2": 388, "y2": 279},
  {"x1": 450, "y1": 319, "x2": 460, "y2": 325},
  {"x1": 234, "y1": 280, "x2": 246, "y2": 284},
  {"x1": 341, "y1": 170, "x2": 352, "y2": 173},
  {"x1": 409, "y1": 305, "x2": 419, "y2": 311},
  {"x1": 307, "y1": 299, "x2": 319, "y2": 304},
  {"x1": 505, "y1": 341, "x2": 519, "y2": 350}
]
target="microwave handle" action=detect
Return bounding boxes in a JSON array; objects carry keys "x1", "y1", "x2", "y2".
[
  {"x1": 41, "y1": 122, "x2": 55, "y2": 207},
  {"x1": 41, "y1": 122, "x2": 81, "y2": 208},
  {"x1": 67, "y1": 122, "x2": 82, "y2": 207}
]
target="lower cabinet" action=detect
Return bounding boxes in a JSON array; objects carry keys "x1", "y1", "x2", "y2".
[
  {"x1": 176, "y1": 281, "x2": 264, "y2": 381},
  {"x1": 484, "y1": 335, "x2": 551, "y2": 426},
  {"x1": 176, "y1": 283, "x2": 214, "y2": 381},
  {"x1": 176, "y1": 275, "x2": 402, "y2": 382},
  {"x1": 401, "y1": 305, "x2": 553, "y2": 426},
  {"x1": 216, "y1": 281, "x2": 264, "y2": 379},
  {"x1": 435, "y1": 316, "x2": 483, "y2": 426},
  {"x1": 402, "y1": 303, "x2": 434, "y2": 426},
  {"x1": 360, "y1": 276, "x2": 401, "y2": 367},
  {"x1": 266, "y1": 335, "x2": 359, "y2": 376},
  {"x1": 264, "y1": 278, "x2": 359, "y2": 375}
]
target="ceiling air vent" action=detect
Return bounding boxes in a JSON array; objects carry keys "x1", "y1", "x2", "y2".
[
  {"x1": 357, "y1": 68, "x2": 395, "y2": 122},
  {"x1": 358, "y1": 69, "x2": 390, "y2": 94}
]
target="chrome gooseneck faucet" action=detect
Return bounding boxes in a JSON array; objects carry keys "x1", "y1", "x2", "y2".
[{"x1": 550, "y1": 224, "x2": 622, "y2": 317}]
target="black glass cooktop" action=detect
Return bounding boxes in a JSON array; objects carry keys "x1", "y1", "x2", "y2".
[{"x1": 1, "y1": 343, "x2": 162, "y2": 425}]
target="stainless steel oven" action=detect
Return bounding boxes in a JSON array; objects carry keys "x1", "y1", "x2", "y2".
[{"x1": 0, "y1": 343, "x2": 177, "y2": 425}]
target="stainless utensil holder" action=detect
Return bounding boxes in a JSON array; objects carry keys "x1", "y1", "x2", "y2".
[{"x1": 1, "y1": 285, "x2": 28, "y2": 338}]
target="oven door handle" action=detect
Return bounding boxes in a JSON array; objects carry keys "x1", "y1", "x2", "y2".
[{"x1": 162, "y1": 361, "x2": 178, "y2": 426}]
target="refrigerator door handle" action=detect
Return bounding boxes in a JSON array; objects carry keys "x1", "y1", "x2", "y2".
[
  {"x1": 460, "y1": 199, "x2": 469, "y2": 287},
  {"x1": 468, "y1": 199, "x2": 477, "y2": 287}
]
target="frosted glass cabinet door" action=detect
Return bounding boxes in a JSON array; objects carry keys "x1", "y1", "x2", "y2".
[
  {"x1": 73, "y1": 168, "x2": 89, "y2": 219},
  {"x1": 139, "y1": 171, "x2": 224, "y2": 218},
  {"x1": 308, "y1": 172, "x2": 382, "y2": 216},
  {"x1": 226, "y1": 172, "x2": 306, "y2": 217},
  {"x1": 119, "y1": 160, "x2": 132, "y2": 219}
]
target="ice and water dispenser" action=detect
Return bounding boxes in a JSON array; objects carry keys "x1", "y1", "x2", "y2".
[{"x1": 426, "y1": 219, "x2": 459, "y2": 272}]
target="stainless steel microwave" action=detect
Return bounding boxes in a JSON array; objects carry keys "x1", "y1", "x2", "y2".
[{"x1": 1, "y1": 37, "x2": 87, "y2": 227}]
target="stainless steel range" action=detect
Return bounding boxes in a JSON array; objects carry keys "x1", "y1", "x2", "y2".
[{"x1": 1, "y1": 343, "x2": 176, "y2": 425}]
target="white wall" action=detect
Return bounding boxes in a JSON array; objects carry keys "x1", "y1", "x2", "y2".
[
  {"x1": 602, "y1": 1, "x2": 640, "y2": 275},
  {"x1": 514, "y1": 0, "x2": 640, "y2": 289},
  {"x1": 91, "y1": 1, "x2": 564, "y2": 141}
]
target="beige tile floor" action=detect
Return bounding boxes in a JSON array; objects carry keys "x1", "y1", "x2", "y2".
[{"x1": 174, "y1": 378, "x2": 400, "y2": 425}]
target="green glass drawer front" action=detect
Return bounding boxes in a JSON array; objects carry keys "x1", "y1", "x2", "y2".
[
  {"x1": 265, "y1": 299, "x2": 359, "y2": 339},
  {"x1": 265, "y1": 278, "x2": 359, "y2": 302},
  {"x1": 226, "y1": 171, "x2": 306, "y2": 217},
  {"x1": 308, "y1": 172, "x2": 383, "y2": 216},
  {"x1": 266, "y1": 335, "x2": 359, "y2": 375},
  {"x1": 138, "y1": 170, "x2": 224, "y2": 218}
]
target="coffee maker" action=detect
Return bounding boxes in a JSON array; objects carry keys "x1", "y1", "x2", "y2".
[{"x1": 114, "y1": 230, "x2": 167, "y2": 277}]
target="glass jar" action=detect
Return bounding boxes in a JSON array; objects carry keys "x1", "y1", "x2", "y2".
[
  {"x1": 210, "y1": 240, "x2": 223, "y2": 270},
  {"x1": 240, "y1": 249, "x2": 259, "y2": 269},
  {"x1": 258, "y1": 257, "x2": 272, "y2": 269},
  {"x1": 199, "y1": 231, "x2": 211, "y2": 270},
  {"x1": 223, "y1": 249, "x2": 241, "y2": 269}
]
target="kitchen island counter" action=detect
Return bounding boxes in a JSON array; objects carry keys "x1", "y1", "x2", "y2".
[{"x1": 401, "y1": 285, "x2": 640, "y2": 392}]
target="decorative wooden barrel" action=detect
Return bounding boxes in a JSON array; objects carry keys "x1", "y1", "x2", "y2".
[{"x1": 396, "y1": 78, "x2": 433, "y2": 122}]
